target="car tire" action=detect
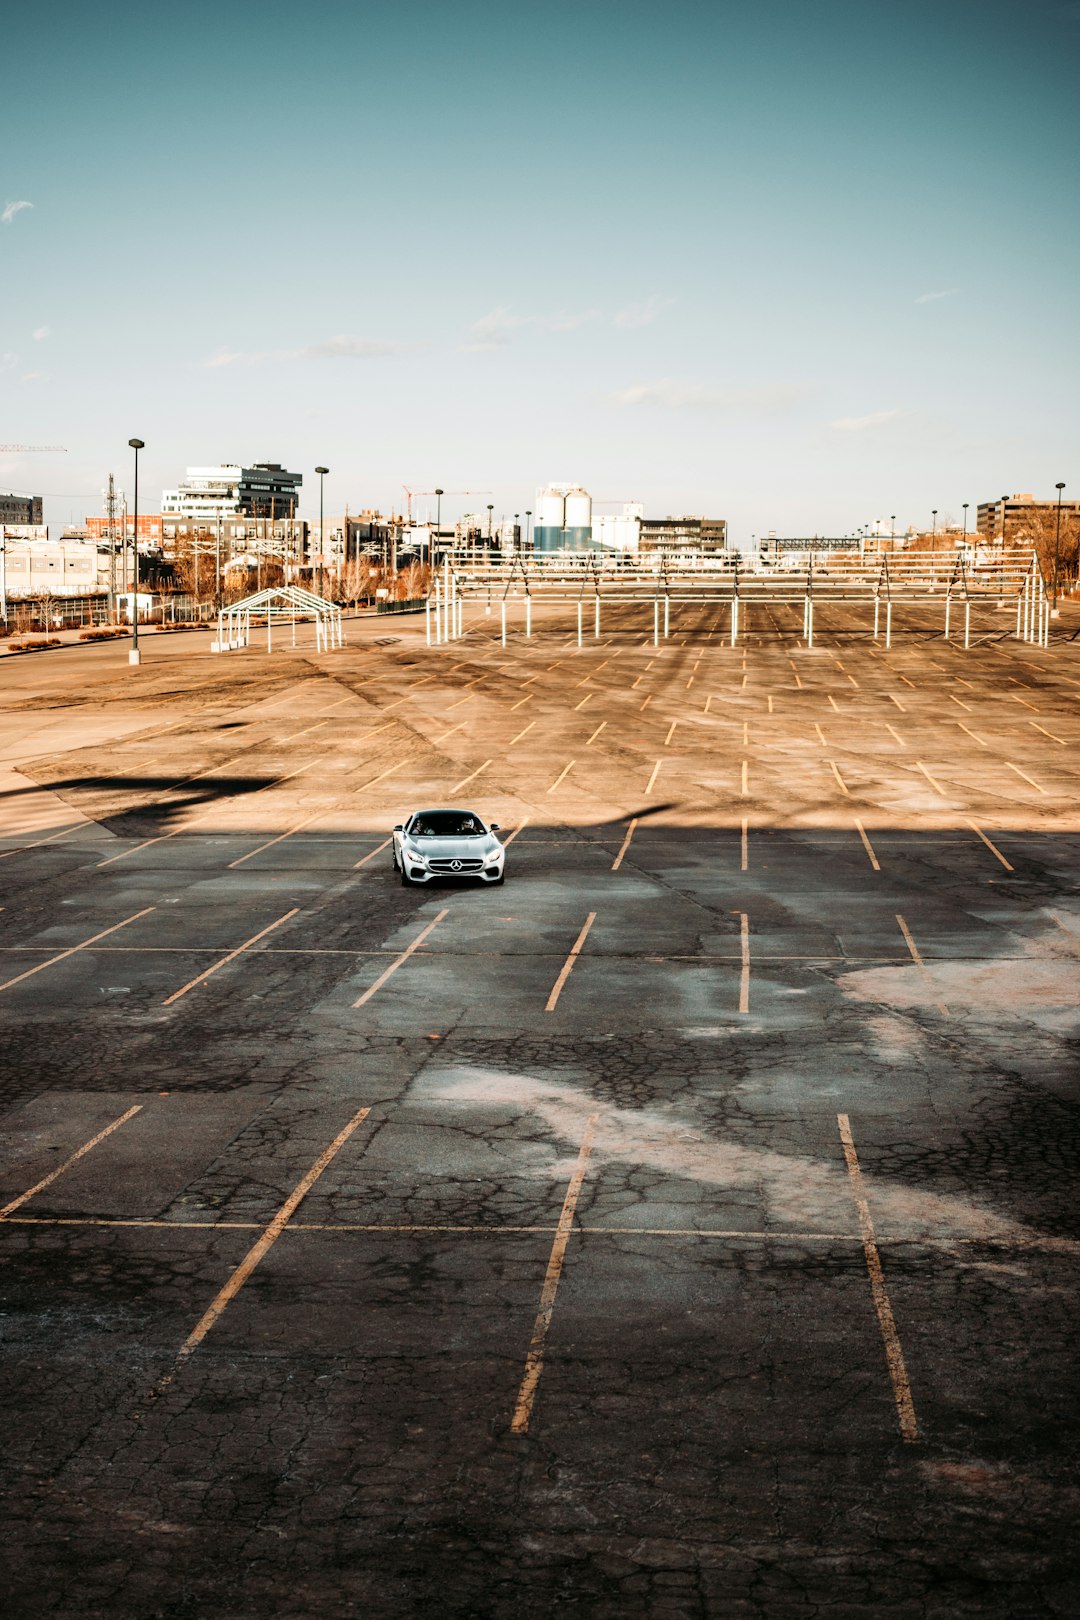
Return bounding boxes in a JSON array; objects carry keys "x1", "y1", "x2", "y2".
[{"x1": 400, "y1": 869, "x2": 414, "y2": 887}]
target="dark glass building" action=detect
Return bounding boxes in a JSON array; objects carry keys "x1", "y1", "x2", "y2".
[{"x1": 237, "y1": 464, "x2": 302, "y2": 518}]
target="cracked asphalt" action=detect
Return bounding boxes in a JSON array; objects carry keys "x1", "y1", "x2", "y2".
[{"x1": 1, "y1": 599, "x2": 1078, "y2": 1618}]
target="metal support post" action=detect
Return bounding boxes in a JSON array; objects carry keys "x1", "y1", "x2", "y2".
[
  {"x1": 577, "y1": 600, "x2": 583, "y2": 647},
  {"x1": 964, "y1": 600, "x2": 971, "y2": 649},
  {"x1": 944, "y1": 594, "x2": 951, "y2": 640},
  {"x1": 885, "y1": 601, "x2": 892, "y2": 649},
  {"x1": 730, "y1": 596, "x2": 739, "y2": 648},
  {"x1": 806, "y1": 598, "x2": 814, "y2": 648},
  {"x1": 425, "y1": 598, "x2": 431, "y2": 645},
  {"x1": 501, "y1": 601, "x2": 507, "y2": 647},
  {"x1": 653, "y1": 598, "x2": 659, "y2": 646},
  {"x1": 594, "y1": 596, "x2": 600, "y2": 637},
  {"x1": 1017, "y1": 578, "x2": 1025, "y2": 640},
  {"x1": 525, "y1": 595, "x2": 532, "y2": 637},
  {"x1": 874, "y1": 595, "x2": 880, "y2": 639},
  {"x1": 664, "y1": 596, "x2": 670, "y2": 639}
]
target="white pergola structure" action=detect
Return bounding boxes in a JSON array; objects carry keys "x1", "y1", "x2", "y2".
[
  {"x1": 425, "y1": 549, "x2": 1049, "y2": 649},
  {"x1": 211, "y1": 586, "x2": 344, "y2": 654}
]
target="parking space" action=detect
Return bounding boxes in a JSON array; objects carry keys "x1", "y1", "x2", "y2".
[{"x1": 1, "y1": 613, "x2": 1079, "y2": 1614}]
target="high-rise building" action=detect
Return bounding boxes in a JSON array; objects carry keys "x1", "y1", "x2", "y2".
[
  {"x1": 977, "y1": 492, "x2": 1080, "y2": 540},
  {"x1": 162, "y1": 463, "x2": 302, "y2": 520},
  {"x1": 0, "y1": 493, "x2": 43, "y2": 525},
  {"x1": 638, "y1": 516, "x2": 728, "y2": 554}
]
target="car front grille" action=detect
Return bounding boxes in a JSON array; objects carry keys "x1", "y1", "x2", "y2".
[{"x1": 427, "y1": 858, "x2": 484, "y2": 873}]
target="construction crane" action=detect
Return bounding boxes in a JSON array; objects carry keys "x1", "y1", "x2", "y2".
[
  {"x1": 402, "y1": 486, "x2": 490, "y2": 522},
  {"x1": 0, "y1": 444, "x2": 68, "y2": 453}
]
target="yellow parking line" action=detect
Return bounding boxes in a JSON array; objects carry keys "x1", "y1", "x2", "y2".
[
  {"x1": 664, "y1": 721, "x2": 678, "y2": 746},
  {"x1": 228, "y1": 814, "x2": 322, "y2": 868},
  {"x1": 353, "y1": 837, "x2": 392, "y2": 870},
  {"x1": 586, "y1": 721, "x2": 607, "y2": 745},
  {"x1": 644, "y1": 760, "x2": 661, "y2": 794},
  {"x1": 502, "y1": 818, "x2": 529, "y2": 846},
  {"x1": 353, "y1": 911, "x2": 448, "y2": 1007},
  {"x1": 573, "y1": 694, "x2": 592, "y2": 711},
  {"x1": 964, "y1": 819, "x2": 1013, "y2": 871},
  {"x1": 509, "y1": 720, "x2": 536, "y2": 745},
  {"x1": 0, "y1": 908, "x2": 155, "y2": 994},
  {"x1": 0, "y1": 1105, "x2": 143, "y2": 1220},
  {"x1": 827, "y1": 760, "x2": 850, "y2": 795},
  {"x1": 545, "y1": 912, "x2": 596, "y2": 1011},
  {"x1": 509, "y1": 694, "x2": 533, "y2": 712},
  {"x1": 915, "y1": 761, "x2": 948, "y2": 796},
  {"x1": 510, "y1": 1114, "x2": 598, "y2": 1434},
  {"x1": 611, "y1": 819, "x2": 638, "y2": 872},
  {"x1": 889, "y1": 695, "x2": 906, "y2": 712},
  {"x1": 1029, "y1": 722, "x2": 1066, "y2": 745},
  {"x1": 837, "y1": 1114, "x2": 920, "y2": 1444},
  {"x1": 163, "y1": 909, "x2": 300, "y2": 1005},
  {"x1": 896, "y1": 914, "x2": 949, "y2": 1016},
  {"x1": 154, "y1": 1105, "x2": 373, "y2": 1398},
  {"x1": 547, "y1": 760, "x2": 576, "y2": 794},
  {"x1": 640, "y1": 694, "x2": 652, "y2": 710},
  {"x1": 955, "y1": 722, "x2": 988, "y2": 748},
  {"x1": 741, "y1": 817, "x2": 748, "y2": 871},
  {"x1": 1005, "y1": 762, "x2": 1046, "y2": 793},
  {"x1": 853, "y1": 818, "x2": 880, "y2": 871},
  {"x1": 885, "y1": 723, "x2": 906, "y2": 748},
  {"x1": 0, "y1": 822, "x2": 86, "y2": 861},
  {"x1": 432, "y1": 722, "x2": 468, "y2": 745},
  {"x1": 354, "y1": 760, "x2": 407, "y2": 793},
  {"x1": 449, "y1": 760, "x2": 493, "y2": 796},
  {"x1": 814, "y1": 723, "x2": 828, "y2": 747},
  {"x1": 1008, "y1": 694, "x2": 1040, "y2": 713},
  {"x1": 738, "y1": 912, "x2": 750, "y2": 1014},
  {"x1": 948, "y1": 693, "x2": 972, "y2": 712}
]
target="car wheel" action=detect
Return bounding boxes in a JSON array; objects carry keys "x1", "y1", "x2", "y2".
[{"x1": 400, "y1": 869, "x2": 414, "y2": 887}]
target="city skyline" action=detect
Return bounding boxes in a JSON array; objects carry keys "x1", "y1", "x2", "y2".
[{"x1": 2, "y1": 0, "x2": 1078, "y2": 539}]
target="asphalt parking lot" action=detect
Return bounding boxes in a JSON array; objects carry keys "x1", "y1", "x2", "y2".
[{"x1": 1, "y1": 600, "x2": 1079, "y2": 1618}]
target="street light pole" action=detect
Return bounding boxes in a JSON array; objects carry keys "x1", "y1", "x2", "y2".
[
  {"x1": 127, "y1": 438, "x2": 144, "y2": 665},
  {"x1": 931, "y1": 509, "x2": 937, "y2": 536},
  {"x1": 525, "y1": 510, "x2": 532, "y2": 552},
  {"x1": 486, "y1": 503, "x2": 493, "y2": 543},
  {"x1": 315, "y1": 466, "x2": 329, "y2": 598},
  {"x1": 434, "y1": 488, "x2": 443, "y2": 563},
  {"x1": 1000, "y1": 492, "x2": 1009, "y2": 593},
  {"x1": 1053, "y1": 481, "x2": 1066, "y2": 611},
  {"x1": 962, "y1": 503, "x2": 968, "y2": 543}
]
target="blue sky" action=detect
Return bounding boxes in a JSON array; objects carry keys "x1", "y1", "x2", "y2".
[{"x1": 2, "y1": 0, "x2": 1078, "y2": 540}]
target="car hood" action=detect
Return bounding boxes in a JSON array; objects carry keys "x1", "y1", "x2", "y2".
[{"x1": 409, "y1": 836, "x2": 494, "y2": 858}]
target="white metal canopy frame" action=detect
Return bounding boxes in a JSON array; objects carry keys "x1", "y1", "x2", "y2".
[
  {"x1": 423, "y1": 548, "x2": 1048, "y2": 649},
  {"x1": 212, "y1": 586, "x2": 344, "y2": 654}
]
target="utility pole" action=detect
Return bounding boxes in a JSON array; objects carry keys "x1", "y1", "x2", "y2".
[{"x1": 106, "y1": 474, "x2": 118, "y2": 621}]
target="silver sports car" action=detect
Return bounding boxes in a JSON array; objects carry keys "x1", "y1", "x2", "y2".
[{"x1": 392, "y1": 808, "x2": 506, "y2": 886}]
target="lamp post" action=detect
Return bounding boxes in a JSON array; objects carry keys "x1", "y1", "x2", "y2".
[
  {"x1": 931, "y1": 508, "x2": 937, "y2": 536},
  {"x1": 890, "y1": 514, "x2": 896, "y2": 547},
  {"x1": 1053, "y1": 481, "x2": 1066, "y2": 611},
  {"x1": 1000, "y1": 492, "x2": 1009, "y2": 593},
  {"x1": 962, "y1": 503, "x2": 968, "y2": 543},
  {"x1": 434, "y1": 488, "x2": 443, "y2": 562},
  {"x1": 486, "y1": 503, "x2": 493, "y2": 542},
  {"x1": 127, "y1": 438, "x2": 144, "y2": 665},
  {"x1": 525, "y1": 509, "x2": 532, "y2": 552},
  {"x1": 315, "y1": 466, "x2": 329, "y2": 598}
]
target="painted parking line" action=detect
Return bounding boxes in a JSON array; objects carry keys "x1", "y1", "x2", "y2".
[
  {"x1": 509, "y1": 694, "x2": 533, "y2": 712},
  {"x1": 914, "y1": 762, "x2": 948, "y2": 797},
  {"x1": 1008, "y1": 693, "x2": 1040, "y2": 713},
  {"x1": 510, "y1": 1114, "x2": 598, "y2": 1435},
  {"x1": 964, "y1": 819, "x2": 1014, "y2": 871},
  {"x1": 151, "y1": 1105, "x2": 373, "y2": 1402},
  {"x1": 644, "y1": 760, "x2": 661, "y2": 794},
  {"x1": 228, "y1": 814, "x2": 323, "y2": 868},
  {"x1": 0, "y1": 908, "x2": 155, "y2": 995},
  {"x1": 1029, "y1": 721, "x2": 1066, "y2": 745},
  {"x1": 354, "y1": 760, "x2": 407, "y2": 793},
  {"x1": 814, "y1": 723, "x2": 828, "y2": 748},
  {"x1": 432, "y1": 722, "x2": 468, "y2": 746},
  {"x1": 547, "y1": 761, "x2": 576, "y2": 794},
  {"x1": 664, "y1": 721, "x2": 678, "y2": 745},
  {"x1": 738, "y1": 912, "x2": 750, "y2": 1014},
  {"x1": 610, "y1": 818, "x2": 639, "y2": 871},
  {"x1": 586, "y1": 722, "x2": 607, "y2": 745},
  {"x1": 545, "y1": 912, "x2": 597, "y2": 1011},
  {"x1": 895, "y1": 914, "x2": 949, "y2": 1017},
  {"x1": 162, "y1": 909, "x2": 300, "y2": 1005},
  {"x1": 502, "y1": 818, "x2": 529, "y2": 846},
  {"x1": 836, "y1": 1114, "x2": 920, "y2": 1444},
  {"x1": 885, "y1": 723, "x2": 906, "y2": 748},
  {"x1": 1005, "y1": 762, "x2": 1046, "y2": 793},
  {"x1": 853, "y1": 818, "x2": 881, "y2": 871},
  {"x1": 0, "y1": 820, "x2": 91, "y2": 860},
  {"x1": 827, "y1": 760, "x2": 850, "y2": 796},
  {"x1": 955, "y1": 722, "x2": 988, "y2": 748},
  {"x1": 353, "y1": 837, "x2": 392, "y2": 870},
  {"x1": 509, "y1": 720, "x2": 536, "y2": 746},
  {"x1": 352, "y1": 910, "x2": 449, "y2": 1008},
  {"x1": 573, "y1": 694, "x2": 592, "y2": 711},
  {"x1": 450, "y1": 760, "x2": 493, "y2": 796},
  {"x1": 741, "y1": 817, "x2": 748, "y2": 872},
  {"x1": 0, "y1": 1105, "x2": 143, "y2": 1221}
]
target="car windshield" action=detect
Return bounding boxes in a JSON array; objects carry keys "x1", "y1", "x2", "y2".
[{"x1": 409, "y1": 811, "x2": 484, "y2": 838}]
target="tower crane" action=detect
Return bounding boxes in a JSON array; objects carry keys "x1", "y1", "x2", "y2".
[
  {"x1": 0, "y1": 444, "x2": 68, "y2": 453},
  {"x1": 402, "y1": 486, "x2": 490, "y2": 522}
]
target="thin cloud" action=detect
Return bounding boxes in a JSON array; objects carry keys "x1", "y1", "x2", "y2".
[
  {"x1": 20, "y1": 370, "x2": 50, "y2": 383},
  {"x1": 1, "y1": 352, "x2": 18, "y2": 373},
  {"x1": 2, "y1": 200, "x2": 33, "y2": 225},
  {"x1": 31, "y1": 325, "x2": 51, "y2": 341},
  {"x1": 462, "y1": 305, "x2": 600, "y2": 350},
  {"x1": 610, "y1": 379, "x2": 806, "y2": 413},
  {"x1": 613, "y1": 295, "x2": 675, "y2": 329},
  {"x1": 296, "y1": 334, "x2": 406, "y2": 359},
  {"x1": 830, "y1": 408, "x2": 903, "y2": 432},
  {"x1": 914, "y1": 289, "x2": 957, "y2": 304}
]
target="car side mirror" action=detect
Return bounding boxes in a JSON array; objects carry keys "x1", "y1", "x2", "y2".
[
  {"x1": 490, "y1": 822, "x2": 501, "y2": 831},
  {"x1": 393, "y1": 824, "x2": 403, "y2": 832}
]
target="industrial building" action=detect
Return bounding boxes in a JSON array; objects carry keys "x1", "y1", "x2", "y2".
[
  {"x1": 161, "y1": 463, "x2": 302, "y2": 521},
  {"x1": 533, "y1": 485, "x2": 594, "y2": 551},
  {"x1": 638, "y1": 516, "x2": 728, "y2": 554},
  {"x1": 0, "y1": 493, "x2": 44, "y2": 525},
  {"x1": 977, "y1": 492, "x2": 1080, "y2": 541}
]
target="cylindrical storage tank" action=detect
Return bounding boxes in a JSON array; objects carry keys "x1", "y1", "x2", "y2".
[
  {"x1": 533, "y1": 487, "x2": 567, "y2": 553},
  {"x1": 563, "y1": 485, "x2": 592, "y2": 550}
]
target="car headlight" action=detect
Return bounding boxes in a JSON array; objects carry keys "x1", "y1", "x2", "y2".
[{"x1": 405, "y1": 845, "x2": 427, "y2": 863}]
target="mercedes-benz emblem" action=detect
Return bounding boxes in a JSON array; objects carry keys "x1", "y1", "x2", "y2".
[{"x1": 450, "y1": 859, "x2": 462, "y2": 871}]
